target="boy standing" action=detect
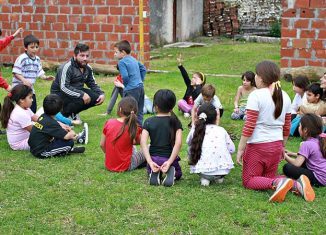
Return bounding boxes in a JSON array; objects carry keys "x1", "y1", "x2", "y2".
[
  {"x1": 114, "y1": 40, "x2": 146, "y2": 126},
  {"x1": 12, "y1": 34, "x2": 54, "y2": 113},
  {"x1": 28, "y1": 94, "x2": 86, "y2": 158}
]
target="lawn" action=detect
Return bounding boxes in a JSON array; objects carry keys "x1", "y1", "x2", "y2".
[{"x1": 0, "y1": 40, "x2": 325, "y2": 234}]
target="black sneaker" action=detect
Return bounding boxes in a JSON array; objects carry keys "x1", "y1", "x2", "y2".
[
  {"x1": 149, "y1": 171, "x2": 161, "y2": 186},
  {"x1": 76, "y1": 123, "x2": 88, "y2": 144},
  {"x1": 162, "y1": 166, "x2": 175, "y2": 187},
  {"x1": 70, "y1": 146, "x2": 85, "y2": 154}
]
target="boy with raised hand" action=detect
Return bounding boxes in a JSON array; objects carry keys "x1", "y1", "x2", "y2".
[
  {"x1": 114, "y1": 40, "x2": 146, "y2": 126},
  {"x1": 12, "y1": 34, "x2": 54, "y2": 113}
]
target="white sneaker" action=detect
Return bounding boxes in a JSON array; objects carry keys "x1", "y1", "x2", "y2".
[
  {"x1": 216, "y1": 178, "x2": 224, "y2": 184},
  {"x1": 184, "y1": 113, "x2": 190, "y2": 118},
  {"x1": 200, "y1": 178, "x2": 210, "y2": 186}
]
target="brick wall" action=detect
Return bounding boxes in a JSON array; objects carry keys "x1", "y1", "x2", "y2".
[
  {"x1": 0, "y1": 1, "x2": 150, "y2": 67},
  {"x1": 281, "y1": 0, "x2": 326, "y2": 68}
]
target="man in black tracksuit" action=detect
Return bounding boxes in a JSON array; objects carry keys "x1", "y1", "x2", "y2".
[{"x1": 51, "y1": 43, "x2": 105, "y2": 117}]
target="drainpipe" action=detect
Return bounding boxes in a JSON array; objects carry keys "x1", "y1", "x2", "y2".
[{"x1": 139, "y1": 0, "x2": 144, "y2": 63}]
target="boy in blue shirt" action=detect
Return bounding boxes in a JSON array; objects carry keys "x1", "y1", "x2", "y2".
[{"x1": 113, "y1": 40, "x2": 146, "y2": 126}]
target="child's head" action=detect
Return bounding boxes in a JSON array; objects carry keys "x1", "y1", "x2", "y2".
[
  {"x1": 23, "y1": 34, "x2": 39, "y2": 58},
  {"x1": 114, "y1": 40, "x2": 131, "y2": 59},
  {"x1": 189, "y1": 103, "x2": 217, "y2": 166},
  {"x1": 73, "y1": 43, "x2": 90, "y2": 67},
  {"x1": 153, "y1": 89, "x2": 176, "y2": 113},
  {"x1": 241, "y1": 71, "x2": 256, "y2": 87},
  {"x1": 0, "y1": 84, "x2": 33, "y2": 128},
  {"x1": 114, "y1": 97, "x2": 138, "y2": 144},
  {"x1": 292, "y1": 75, "x2": 310, "y2": 95},
  {"x1": 201, "y1": 84, "x2": 215, "y2": 102},
  {"x1": 192, "y1": 72, "x2": 206, "y2": 86},
  {"x1": 306, "y1": 83, "x2": 323, "y2": 104},
  {"x1": 255, "y1": 61, "x2": 283, "y2": 119},
  {"x1": 300, "y1": 113, "x2": 326, "y2": 157},
  {"x1": 43, "y1": 94, "x2": 63, "y2": 116}
]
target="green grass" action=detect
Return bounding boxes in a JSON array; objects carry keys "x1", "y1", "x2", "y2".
[{"x1": 0, "y1": 40, "x2": 325, "y2": 234}]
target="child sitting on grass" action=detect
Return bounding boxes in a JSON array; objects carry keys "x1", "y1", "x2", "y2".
[
  {"x1": 231, "y1": 71, "x2": 256, "y2": 120},
  {"x1": 177, "y1": 54, "x2": 206, "y2": 118},
  {"x1": 28, "y1": 94, "x2": 86, "y2": 158},
  {"x1": 141, "y1": 89, "x2": 183, "y2": 187},
  {"x1": 290, "y1": 75, "x2": 310, "y2": 120},
  {"x1": 100, "y1": 96, "x2": 145, "y2": 172},
  {"x1": 187, "y1": 103, "x2": 234, "y2": 186}
]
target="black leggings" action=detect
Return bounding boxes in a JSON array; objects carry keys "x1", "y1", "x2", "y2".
[{"x1": 283, "y1": 163, "x2": 323, "y2": 187}]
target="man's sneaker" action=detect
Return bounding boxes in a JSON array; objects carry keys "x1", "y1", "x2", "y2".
[
  {"x1": 269, "y1": 178, "x2": 294, "y2": 203},
  {"x1": 70, "y1": 146, "x2": 85, "y2": 154},
  {"x1": 149, "y1": 171, "x2": 161, "y2": 186},
  {"x1": 296, "y1": 175, "x2": 315, "y2": 202},
  {"x1": 200, "y1": 177, "x2": 210, "y2": 186},
  {"x1": 162, "y1": 166, "x2": 175, "y2": 187},
  {"x1": 76, "y1": 123, "x2": 88, "y2": 144}
]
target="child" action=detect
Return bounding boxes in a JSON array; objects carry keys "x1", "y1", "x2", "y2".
[
  {"x1": 283, "y1": 114, "x2": 325, "y2": 195},
  {"x1": 231, "y1": 71, "x2": 256, "y2": 120},
  {"x1": 35, "y1": 107, "x2": 82, "y2": 126},
  {"x1": 236, "y1": 61, "x2": 294, "y2": 203},
  {"x1": 290, "y1": 75, "x2": 310, "y2": 120},
  {"x1": 12, "y1": 34, "x2": 54, "y2": 113},
  {"x1": 177, "y1": 54, "x2": 206, "y2": 117},
  {"x1": 28, "y1": 94, "x2": 85, "y2": 158},
  {"x1": 0, "y1": 84, "x2": 38, "y2": 150},
  {"x1": 187, "y1": 103, "x2": 235, "y2": 186},
  {"x1": 114, "y1": 40, "x2": 146, "y2": 126},
  {"x1": 191, "y1": 84, "x2": 223, "y2": 126},
  {"x1": 141, "y1": 89, "x2": 183, "y2": 187},
  {"x1": 100, "y1": 96, "x2": 145, "y2": 172}
]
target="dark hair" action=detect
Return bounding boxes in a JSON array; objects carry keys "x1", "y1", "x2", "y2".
[
  {"x1": 193, "y1": 72, "x2": 206, "y2": 85},
  {"x1": 189, "y1": 103, "x2": 217, "y2": 165},
  {"x1": 0, "y1": 28, "x2": 2, "y2": 36},
  {"x1": 0, "y1": 84, "x2": 33, "y2": 128},
  {"x1": 153, "y1": 89, "x2": 180, "y2": 146},
  {"x1": 74, "y1": 43, "x2": 89, "y2": 56},
  {"x1": 307, "y1": 83, "x2": 323, "y2": 99},
  {"x1": 201, "y1": 84, "x2": 215, "y2": 98},
  {"x1": 114, "y1": 40, "x2": 131, "y2": 54},
  {"x1": 114, "y1": 97, "x2": 138, "y2": 144},
  {"x1": 242, "y1": 71, "x2": 256, "y2": 87},
  {"x1": 23, "y1": 34, "x2": 39, "y2": 48},
  {"x1": 300, "y1": 113, "x2": 326, "y2": 158},
  {"x1": 43, "y1": 94, "x2": 63, "y2": 116},
  {"x1": 292, "y1": 75, "x2": 310, "y2": 91},
  {"x1": 256, "y1": 60, "x2": 283, "y2": 119}
]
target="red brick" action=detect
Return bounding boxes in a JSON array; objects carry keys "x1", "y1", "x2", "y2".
[
  {"x1": 82, "y1": 0, "x2": 93, "y2": 4},
  {"x1": 120, "y1": 0, "x2": 132, "y2": 5},
  {"x1": 294, "y1": 19, "x2": 310, "y2": 28},
  {"x1": 12, "y1": 6, "x2": 22, "y2": 12},
  {"x1": 35, "y1": 6, "x2": 45, "y2": 13},
  {"x1": 95, "y1": 33, "x2": 106, "y2": 41},
  {"x1": 94, "y1": 15, "x2": 106, "y2": 23},
  {"x1": 96, "y1": 42, "x2": 108, "y2": 50},
  {"x1": 34, "y1": 0, "x2": 44, "y2": 4},
  {"x1": 30, "y1": 23, "x2": 39, "y2": 30},
  {"x1": 70, "y1": 32, "x2": 81, "y2": 40},
  {"x1": 315, "y1": 50, "x2": 326, "y2": 59},
  {"x1": 91, "y1": 50, "x2": 103, "y2": 58},
  {"x1": 77, "y1": 24, "x2": 87, "y2": 31},
  {"x1": 311, "y1": 40, "x2": 324, "y2": 49},
  {"x1": 69, "y1": 0, "x2": 80, "y2": 4},
  {"x1": 307, "y1": 60, "x2": 323, "y2": 67},
  {"x1": 100, "y1": 24, "x2": 113, "y2": 32},
  {"x1": 69, "y1": 16, "x2": 81, "y2": 23},
  {"x1": 45, "y1": 15, "x2": 56, "y2": 22},
  {"x1": 298, "y1": 49, "x2": 312, "y2": 58},
  {"x1": 8, "y1": 0, "x2": 19, "y2": 3},
  {"x1": 33, "y1": 15, "x2": 43, "y2": 22},
  {"x1": 128, "y1": 25, "x2": 139, "y2": 33},
  {"x1": 57, "y1": 32, "x2": 69, "y2": 40},
  {"x1": 292, "y1": 39, "x2": 308, "y2": 48},
  {"x1": 88, "y1": 24, "x2": 100, "y2": 32},
  {"x1": 107, "y1": 16, "x2": 119, "y2": 24},
  {"x1": 23, "y1": 6, "x2": 34, "y2": 13},
  {"x1": 310, "y1": 0, "x2": 326, "y2": 8},
  {"x1": 57, "y1": 15, "x2": 68, "y2": 23},
  {"x1": 300, "y1": 8, "x2": 315, "y2": 18},
  {"x1": 43, "y1": 49, "x2": 55, "y2": 57},
  {"x1": 46, "y1": 31, "x2": 56, "y2": 39},
  {"x1": 83, "y1": 6, "x2": 96, "y2": 15},
  {"x1": 59, "y1": 41, "x2": 69, "y2": 48},
  {"x1": 108, "y1": 33, "x2": 119, "y2": 41},
  {"x1": 294, "y1": 0, "x2": 310, "y2": 8},
  {"x1": 22, "y1": 14, "x2": 32, "y2": 22},
  {"x1": 115, "y1": 25, "x2": 126, "y2": 33},
  {"x1": 282, "y1": 9, "x2": 297, "y2": 18},
  {"x1": 60, "y1": 6, "x2": 71, "y2": 14},
  {"x1": 72, "y1": 7, "x2": 83, "y2": 14},
  {"x1": 83, "y1": 33, "x2": 94, "y2": 40},
  {"x1": 55, "y1": 49, "x2": 66, "y2": 57},
  {"x1": 82, "y1": 16, "x2": 93, "y2": 24},
  {"x1": 291, "y1": 59, "x2": 306, "y2": 67},
  {"x1": 281, "y1": 18, "x2": 289, "y2": 28},
  {"x1": 33, "y1": 31, "x2": 44, "y2": 39},
  {"x1": 110, "y1": 7, "x2": 122, "y2": 15},
  {"x1": 64, "y1": 24, "x2": 75, "y2": 31},
  {"x1": 123, "y1": 6, "x2": 135, "y2": 15},
  {"x1": 122, "y1": 34, "x2": 133, "y2": 42},
  {"x1": 312, "y1": 20, "x2": 326, "y2": 29},
  {"x1": 318, "y1": 30, "x2": 326, "y2": 39},
  {"x1": 41, "y1": 23, "x2": 51, "y2": 31},
  {"x1": 53, "y1": 23, "x2": 63, "y2": 31},
  {"x1": 281, "y1": 48, "x2": 295, "y2": 57},
  {"x1": 94, "y1": 0, "x2": 105, "y2": 4},
  {"x1": 0, "y1": 14, "x2": 9, "y2": 22},
  {"x1": 281, "y1": 39, "x2": 289, "y2": 48},
  {"x1": 106, "y1": 0, "x2": 119, "y2": 5},
  {"x1": 281, "y1": 28, "x2": 297, "y2": 37},
  {"x1": 300, "y1": 30, "x2": 315, "y2": 38},
  {"x1": 97, "y1": 7, "x2": 109, "y2": 14},
  {"x1": 318, "y1": 9, "x2": 326, "y2": 18},
  {"x1": 48, "y1": 6, "x2": 59, "y2": 14},
  {"x1": 121, "y1": 16, "x2": 132, "y2": 24}
]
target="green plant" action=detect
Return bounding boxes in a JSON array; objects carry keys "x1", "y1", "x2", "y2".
[{"x1": 269, "y1": 20, "x2": 281, "y2": 38}]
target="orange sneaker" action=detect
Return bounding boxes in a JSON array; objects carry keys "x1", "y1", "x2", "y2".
[
  {"x1": 297, "y1": 175, "x2": 315, "y2": 202},
  {"x1": 269, "y1": 178, "x2": 294, "y2": 203}
]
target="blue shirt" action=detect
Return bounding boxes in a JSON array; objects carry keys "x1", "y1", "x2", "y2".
[{"x1": 118, "y1": 55, "x2": 146, "y2": 91}]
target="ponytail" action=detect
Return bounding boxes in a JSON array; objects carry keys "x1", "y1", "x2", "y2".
[
  {"x1": 272, "y1": 83, "x2": 283, "y2": 119},
  {"x1": 0, "y1": 96, "x2": 15, "y2": 128},
  {"x1": 189, "y1": 118, "x2": 206, "y2": 165},
  {"x1": 113, "y1": 111, "x2": 138, "y2": 144}
]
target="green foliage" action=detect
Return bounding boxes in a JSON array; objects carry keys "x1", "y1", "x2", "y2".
[
  {"x1": 269, "y1": 20, "x2": 281, "y2": 38},
  {"x1": 0, "y1": 41, "x2": 325, "y2": 234}
]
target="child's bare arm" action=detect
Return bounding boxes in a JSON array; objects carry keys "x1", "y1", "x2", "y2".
[
  {"x1": 284, "y1": 152, "x2": 305, "y2": 167},
  {"x1": 13, "y1": 73, "x2": 32, "y2": 87},
  {"x1": 233, "y1": 86, "x2": 242, "y2": 112},
  {"x1": 140, "y1": 129, "x2": 160, "y2": 172}
]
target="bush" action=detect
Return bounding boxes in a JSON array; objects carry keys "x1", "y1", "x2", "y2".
[{"x1": 269, "y1": 20, "x2": 281, "y2": 38}]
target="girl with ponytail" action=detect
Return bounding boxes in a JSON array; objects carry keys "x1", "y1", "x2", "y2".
[{"x1": 100, "y1": 96, "x2": 145, "y2": 172}]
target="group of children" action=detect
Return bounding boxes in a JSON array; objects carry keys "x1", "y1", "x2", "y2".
[{"x1": 0, "y1": 28, "x2": 325, "y2": 203}]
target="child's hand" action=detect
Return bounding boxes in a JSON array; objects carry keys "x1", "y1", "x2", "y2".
[
  {"x1": 22, "y1": 79, "x2": 33, "y2": 88},
  {"x1": 160, "y1": 161, "x2": 171, "y2": 173},
  {"x1": 149, "y1": 161, "x2": 160, "y2": 173},
  {"x1": 13, "y1": 28, "x2": 23, "y2": 37},
  {"x1": 177, "y1": 53, "x2": 183, "y2": 65},
  {"x1": 114, "y1": 79, "x2": 124, "y2": 88},
  {"x1": 236, "y1": 150, "x2": 244, "y2": 165},
  {"x1": 234, "y1": 107, "x2": 239, "y2": 113}
]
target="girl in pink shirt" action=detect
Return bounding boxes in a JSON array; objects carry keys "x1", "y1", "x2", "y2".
[{"x1": 0, "y1": 84, "x2": 38, "y2": 150}]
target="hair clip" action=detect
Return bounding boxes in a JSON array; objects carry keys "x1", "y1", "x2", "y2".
[
  {"x1": 7, "y1": 92, "x2": 12, "y2": 98},
  {"x1": 319, "y1": 133, "x2": 326, "y2": 138},
  {"x1": 198, "y1": 112, "x2": 207, "y2": 121}
]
